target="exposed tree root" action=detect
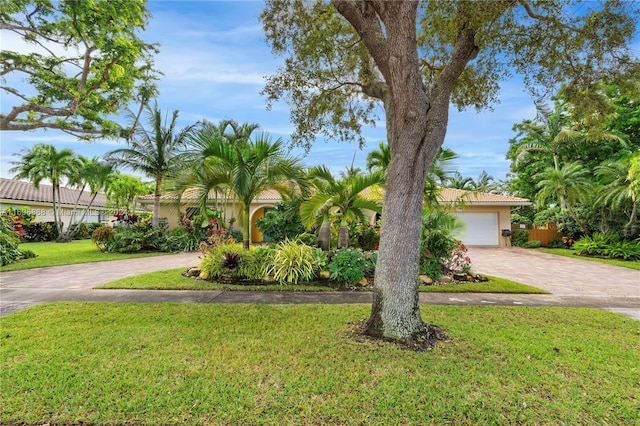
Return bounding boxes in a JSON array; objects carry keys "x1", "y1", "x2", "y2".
[{"x1": 348, "y1": 319, "x2": 451, "y2": 352}]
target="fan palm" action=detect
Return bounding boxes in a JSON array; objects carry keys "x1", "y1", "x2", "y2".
[
  {"x1": 105, "y1": 101, "x2": 197, "y2": 227},
  {"x1": 10, "y1": 144, "x2": 82, "y2": 237},
  {"x1": 300, "y1": 166, "x2": 383, "y2": 249}
]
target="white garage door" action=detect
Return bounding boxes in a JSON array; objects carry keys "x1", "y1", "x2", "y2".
[{"x1": 452, "y1": 212, "x2": 499, "y2": 246}]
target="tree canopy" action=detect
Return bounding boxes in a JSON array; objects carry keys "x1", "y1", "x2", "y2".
[{"x1": 0, "y1": 0, "x2": 159, "y2": 138}]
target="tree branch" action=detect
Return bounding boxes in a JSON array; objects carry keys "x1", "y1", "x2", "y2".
[{"x1": 331, "y1": 0, "x2": 390, "y2": 76}]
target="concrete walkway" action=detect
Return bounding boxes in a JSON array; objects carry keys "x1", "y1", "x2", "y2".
[{"x1": 1, "y1": 248, "x2": 638, "y2": 319}]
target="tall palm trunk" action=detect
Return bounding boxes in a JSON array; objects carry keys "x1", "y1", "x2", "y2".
[
  {"x1": 318, "y1": 216, "x2": 330, "y2": 251},
  {"x1": 242, "y1": 202, "x2": 251, "y2": 250},
  {"x1": 623, "y1": 202, "x2": 638, "y2": 238},
  {"x1": 337, "y1": 219, "x2": 349, "y2": 248},
  {"x1": 152, "y1": 174, "x2": 162, "y2": 227}
]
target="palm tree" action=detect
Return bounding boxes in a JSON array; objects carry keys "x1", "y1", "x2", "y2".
[
  {"x1": 446, "y1": 171, "x2": 475, "y2": 190},
  {"x1": 10, "y1": 144, "x2": 82, "y2": 237},
  {"x1": 366, "y1": 141, "x2": 391, "y2": 174},
  {"x1": 60, "y1": 157, "x2": 114, "y2": 239},
  {"x1": 596, "y1": 155, "x2": 639, "y2": 238},
  {"x1": 105, "y1": 101, "x2": 197, "y2": 227},
  {"x1": 536, "y1": 161, "x2": 591, "y2": 232},
  {"x1": 367, "y1": 142, "x2": 457, "y2": 186},
  {"x1": 515, "y1": 101, "x2": 624, "y2": 172},
  {"x1": 300, "y1": 166, "x2": 383, "y2": 249},
  {"x1": 184, "y1": 122, "x2": 307, "y2": 249}
]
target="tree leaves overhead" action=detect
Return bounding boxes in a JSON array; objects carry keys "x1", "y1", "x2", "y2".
[
  {"x1": 261, "y1": 0, "x2": 639, "y2": 147},
  {"x1": 0, "y1": 0, "x2": 160, "y2": 138}
]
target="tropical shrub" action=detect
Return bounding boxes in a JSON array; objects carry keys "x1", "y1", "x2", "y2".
[
  {"x1": 91, "y1": 226, "x2": 116, "y2": 251},
  {"x1": 199, "y1": 243, "x2": 244, "y2": 280},
  {"x1": 350, "y1": 224, "x2": 380, "y2": 250},
  {"x1": 255, "y1": 200, "x2": 305, "y2": 243},
  {"x1": 102, "y1": 224, "x2": 164, "y2": 253},
  {"x1": 546, "y1": 237, "x2": 567, "y2": 248},
  {"x1": 604, "y1": 240, "x2": 640, "y2": 260},
  {"x1": 573, "y1": 233, "x2": 639, "y2": 260},
  {"x1": 523, "y1": 240, "x2": 542, "y2": 249},
  {"x1": 267, "y1": 239, "x2": 317, "y2": 284},
  {"x1": 22, "y1": 222, "x2": 58, "y2": 242},
  {"x1": 328, "y1": 247, "x2": 367, "y2": 285},
  {"x1": 1, "y1": 216, "x2": 22, "y2": 266},
  {"x1": 296, "y1": 232, "x2": 318, "y2": 247},
  {"x1": 419, "y1": 209, "x2": 462, "y2": 279},
  {"x1": 573, "y1": 233, "x2": 619, "y2": 256},
  {"x1": 511, "y1": 229, "x2": 529, "y2": 247},
  {"x1": 237, "y1": 246, "x2": 274, "y2": 281}
]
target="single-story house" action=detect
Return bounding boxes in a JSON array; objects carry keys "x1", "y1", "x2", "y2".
[
  {"x1": 137, "y1": 188, "x2": 282, "y2": 244},
  {"x1": 438, "y1": 188, "x2": 531, "y2": 246},
  {"x1": 139, "y1": 186, "x2": 530, "y2": 247},
  {"x1": 0, "y1": 178, "x2": 109, "y2": 226}
]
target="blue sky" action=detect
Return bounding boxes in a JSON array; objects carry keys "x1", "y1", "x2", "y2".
[{"x1": 2, "y1": 0, "x2": 546, "y2": 183}]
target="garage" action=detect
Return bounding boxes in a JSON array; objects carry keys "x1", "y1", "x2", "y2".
[{"x1": 452, "y1": 212, "x2": 499, "y2": 246}]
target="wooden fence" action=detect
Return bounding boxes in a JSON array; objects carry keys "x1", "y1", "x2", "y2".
[{"x1": 511, "y1": 223, "x2": 563, "y2": 246}]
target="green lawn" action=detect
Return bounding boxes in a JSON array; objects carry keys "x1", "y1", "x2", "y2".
[
  {"x1": 537, "y1": 248, "x2": 640, "y2": 270},
  {"x1": 1, "y1": 303, "x2": 637, "y2": 425},
  {"x1": 96, "y1": 268, "x2": 548, "y2": 294},
  {"x1": 1, "y1": 240, "x2": 166, "y2": 272}
]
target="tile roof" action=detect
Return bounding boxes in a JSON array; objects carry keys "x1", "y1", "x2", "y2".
[
  {"x1": 360, "y1": 186, "x2": 530, "y2": 206},
  {"x1": 437, "y1": 188, "x2": 531, "y2": 205},
  {"x1": 0, "y1": 178, "x2": 107, "y2": 208},
  {"x1": 137, "y1": 185, "x2": 530, "y2": 207},
  {"x1": 138, "y1": 188, "x2": 283, "y2": 202}
]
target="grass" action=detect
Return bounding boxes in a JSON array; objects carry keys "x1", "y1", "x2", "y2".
[
  {"x1": 537, "y1": 248, "x2": 640, "y2": 270},
  {"x1": 96, "y1": 268, "x2": 548, "y2": 294},
  {"x1": 1, "y1": 303, "x2": 638, "y2": 425},
  {"x1": 0, "y1": 240, "x2": 166, "y2": 272}
]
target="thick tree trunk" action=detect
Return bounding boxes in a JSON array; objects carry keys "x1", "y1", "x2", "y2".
[{"x1": 334, "y1": 0, "x2": 479, "y2": 341}]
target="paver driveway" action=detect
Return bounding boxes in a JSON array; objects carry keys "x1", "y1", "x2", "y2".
[{"x1": 467, "y1": 247, "x2": 639, "y2": 297}]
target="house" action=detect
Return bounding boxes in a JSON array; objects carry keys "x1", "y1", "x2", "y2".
[
  {"x1": 137, "y1": 188, "x2": 282, "y2": 244},
  {"x1": 362, "y1": 186, "x2": 530, "y2": 247},
  {"x1": 139, "y1": 185, "x2": 530, "y2": 247},
  {"x1": 0, "y1": 178, "x2": 109, "y2": 226},
  {"x1": 438, "y1": 188, "x2": 531, "y2": 246}
]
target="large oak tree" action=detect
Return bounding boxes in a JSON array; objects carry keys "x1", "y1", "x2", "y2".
[
  {"x1": 261, "y1": 0, "x2": 639, "y2": 341},
  {"x1": 0, "y1": 0, "x2": 159, "y2": 138}
]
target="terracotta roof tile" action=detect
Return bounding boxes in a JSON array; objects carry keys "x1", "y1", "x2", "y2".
[
  {"x1": 360, "y1": 186, "x2": 530, "y2": 205},
  {"x1": 0, "y1": 178, "x2": 107, "y2": 207},
  {"x1": 139, "y1": 188, "x2": 284, "y2": 202}
]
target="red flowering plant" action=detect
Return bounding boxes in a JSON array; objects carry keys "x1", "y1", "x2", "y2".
[{"x1": 3, "y1": 207, "x2": 35, "y2": 237}]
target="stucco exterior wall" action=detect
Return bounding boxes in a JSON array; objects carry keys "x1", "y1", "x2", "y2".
[
  {"x1": 1, "y1": 200, "x2": 108, "y2": 227},
  {"x1": 444, "y1": 204, "x2": 513, "y2": 247}
]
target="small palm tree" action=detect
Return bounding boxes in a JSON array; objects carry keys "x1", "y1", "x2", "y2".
[
  {"x1": 184, "y1": 122, "x2": 307, "y2": 249},
  {"x1": 61, "y1": 157, "x2": 114, "y2": 239},
  {"x1": 106, "y1": 101, "x2": 197, "y2": 227},
  {"x1": 300, "y1": 166, "x2": 383, "y2": 249},
  {"x1": 10, "y1": 144, "x2": 82, "y2": 237},
  {"x1": 536, "y1": 161, "x2": 591, "y2": 232},
  {"x1": 516, "y1": 101, "x2": 624, "y2": 171},
  {"x1": 596, "y1": 155, "x2": 639, "y2": 238}
]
